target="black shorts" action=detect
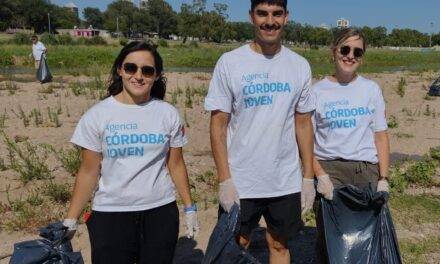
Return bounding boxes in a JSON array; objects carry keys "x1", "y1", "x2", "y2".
[
  {"x1": 86, "y1": 202, "x2": 179, "y2": 264},
  {"x1": 220, "y1": 192, "x2": 302, "y2": 239}
]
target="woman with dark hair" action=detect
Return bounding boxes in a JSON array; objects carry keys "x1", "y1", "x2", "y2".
[
  {"x1": 305, "y1": 28, "x2": 390, "y2": 263},
  {"x1": 63, "y1": 41, "x2": 199, "y2": 264}
]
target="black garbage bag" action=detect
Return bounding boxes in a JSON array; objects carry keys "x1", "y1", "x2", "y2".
[
  {"x1": 321, "y1": 185, "x2": 402, "y2": 264},
  {"x1": 202, "y1": 204, "x2": 260, "y2": 264},
  {"x1": 428, "y1": 77, "x2": 440, "y2": 96},
  {"x1": 9, "y1": 222, "x2": 84, "y2": 264},
  {"x1": 36, "y1": 54, "x2": 52, "y2": 83}
]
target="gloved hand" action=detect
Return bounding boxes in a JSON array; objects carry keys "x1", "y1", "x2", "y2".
[
  {"x1": 377, "y1": 179, "x2": 389, "y2": 193},
  {"x1": 317, "y1": 174, "x2": 334, "y2": 200},
  {"x1": 184, "y1": 205, "x2": 200, "y2": 238},
  {"x1": 62, "y1": 218, "x2": 78, "y2": 240},
  {"x1": 301, "y1": 178, "x2": 315, "y2": 214},
  {"x1": 218, "y1": 178, "x2": 240, "y2": 212}
]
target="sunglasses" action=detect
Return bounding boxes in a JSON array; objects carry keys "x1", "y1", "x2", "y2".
[
  {"x1": 339, "y1": 45, "x2": 364, "y2": 59},
  {"x1": 123, "y1": 63, "x2": 156, "y2": 78}
]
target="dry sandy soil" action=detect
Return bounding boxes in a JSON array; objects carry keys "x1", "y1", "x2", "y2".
[{"x1": 0, "y1": 71, "x2": 439, "y2": 263}]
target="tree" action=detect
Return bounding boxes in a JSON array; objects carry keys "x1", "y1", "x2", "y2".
[
  {"x1": 83, "y1": 7, "x2": 104, "y2": 29},
  {"x1": 103, "y1": 1, "x2": 138, "y2": 33},
  {"x1": 147, "y1": 0, "x2": 178, "y2": 38}
]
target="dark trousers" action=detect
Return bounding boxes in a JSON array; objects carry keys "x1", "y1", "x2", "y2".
[
  {"x1": 314, "y1": 160, "x2": 379, "y2": 264},
  {"x1": 86, "y1": 202, "x2": 179, "y2": 264}
]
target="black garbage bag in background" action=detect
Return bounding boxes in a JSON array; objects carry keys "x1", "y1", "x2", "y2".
[
  {"x1": 36, "y1": 54, "x2": 52, "y2": 83},
  {"x1": 9, "y1": 222, "x2": 84, "y2": 264},
  {"x1": 202, "y1": 204, "x2": 260, "y2": 264},
  {"x1": 321, "y1": 185, "x2": 402, "y2": 264},
  {"x1": 428, "y1": 77, "x2": 440, "y2": 96}
]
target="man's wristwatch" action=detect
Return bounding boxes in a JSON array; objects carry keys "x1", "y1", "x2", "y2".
[{"x1": 378, "y1": 176, "x2": 388, "y2": 181}]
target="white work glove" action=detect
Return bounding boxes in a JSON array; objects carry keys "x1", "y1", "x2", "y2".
[
  {"x1": 301, "y1": 178, "x2": 316, "y2": 214},
  {"x1": 184, "y1": 205, "x2": 200, "y2": 238},
  {"x1": 62, "y1": 218, "x2": 78, "y2": 240},
  {"x1": 317, "y1": 174, "x2": 334, "y2": 200},
  {"x1": 218, "y1": 178, "x2": 240, "y2": 212},
  {"x1": 376, "y1": 179, "x2": 390, "y2": 193}
]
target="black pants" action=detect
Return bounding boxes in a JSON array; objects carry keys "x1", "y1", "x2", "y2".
[{"x1": 86, "y1": 202, "x2": 179, "y2": 264}]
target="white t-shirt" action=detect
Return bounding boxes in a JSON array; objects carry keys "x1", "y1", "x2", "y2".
[
  {"x1": 71, "y1": 97, "x2": 187, "y2": 212},
  {"x1": 312, "y1": 76, "x2": 388, "y2": 163},
  {"x1": 204, "y1": 44, "x2": 315, "y2": 199},
  {"x1": 32, "y1": 41, "x2": 46, "y2": 61}
]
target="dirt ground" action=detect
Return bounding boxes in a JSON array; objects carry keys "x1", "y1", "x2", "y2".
[{"x1": 0, "y1": 71, "x2": 439, "y2": 263}]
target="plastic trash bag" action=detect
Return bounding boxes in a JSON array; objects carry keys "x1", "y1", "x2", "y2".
[
  {"x1": 202, "y1": 204, "x2": 260, "y2": 264},
  {"x1": 321, "y1": 185, "x2": 402, "y2": 264},
  {"x1": 9, "y1": 222, "x2": 84, "y2": 264},
  {"x1": 36, "y1": 54, "x2": 52, "y2": 83},
  {"x1": 428, "y1": 77, "x2": 440, "y2": 96}
]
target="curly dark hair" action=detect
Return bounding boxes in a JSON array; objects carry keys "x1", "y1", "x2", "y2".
[
  {"x1": 251, "y1": 0, "x2": 287, "y2": 11},
  {"x1": 107, "y1": 41, "x2": 166, "y2": 100}
]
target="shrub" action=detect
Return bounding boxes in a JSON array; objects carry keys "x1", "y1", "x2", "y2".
[
  {"x1": 429, "y1": 146, "x2": 440, "y2": 161},
  {"x1": 2, "y1": 132, "x2": 51, "y2": 184},
  {"x1": 396, "y1": 77, "x2": 406, "y2": 98},
  {"x1": 157, "y1": 39, "x2": 168, "y2": 47},
  {"x1": 57, "y1": 147, "x2": 81, "y2": 175},
  {"x1": 189, "y1": 40, "x2": 199, "y2": 48},
  {"x1": 87, "y1": 36, "x2": 107, "y2": 45},
  {"x1": 57, "y1": 34, "x2": 74, "y2": 45},
  {"x1": 387, "y1": 115, "x2": 399, "y2": 129},
  {"x1": 43, "y1": 182, "x2": 71, "y2": 204},
  {"x1": 403, "y1": 159, "x2": 437, "y2": 187},
  {"x1": 10, "y1": 33, "x2": 32, "y2": 45},
  {"x1": 40, "y1": 33, "x2": 58, "y2": 45},
  {"x1": 119, "y1": 37, "x2": 128, "y2": 46},
  {"x1": 389, "y1": 165, "x2": 408, "y2": 193}
]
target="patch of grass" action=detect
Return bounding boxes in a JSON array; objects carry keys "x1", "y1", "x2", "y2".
[
  {"x1": 17, "y1": 105, "x2": 29, "y2": 127},
  {"x1": 69, "y1": 81, "x2": 86, "y2": 96},
  {"x1": 0, "y1": 157, "x2": 7, "y2": 171},
  {"x1": 390, "y1": 194, "x2": 440, "y2": 228},
  {"x1": 47, "y1": 107, "x2": 61, "y2": 127},
  {"x1": 30, "y1": 108, "x2": 43, "y2": 127},
  {"x1": 0, "y1": 108, "x2": 7, "y2": 129},
  {"x1": 387, "y1": 115, "x2": 399, "y2": 129},
  {"x1": 195, "y1": 170, "x2": 217, "y2": 191},
  {"x1": 26, "y1": 192, "x2": 44, "y2": 206},
  {"x1": 400, "y1": 236, "x2": 440, "y2": 264},
  {"x1": 2, "y1": 132, "x2": 51, "y2": 184},
  {"x1": 389, "y1": 164, "x2": 408, "y2": 193},
  {"x1": 43, "y1": 181, "x2": 71, "y2": 204},
  {"x1": 185, "y1": 86, "x2": 193, "y2": 108},
  {"x1": 0, "y1": 80, "x2": 18, "y2": 95},
  {"x1": 38, "y1": 85, "x2": 54, "y2": 94},
  {"x1": 403, "y1": 159, "x2": 438, "y2": 187}
]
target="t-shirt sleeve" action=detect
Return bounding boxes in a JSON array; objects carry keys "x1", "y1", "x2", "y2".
[
  {"x1": 70, "y1": 110, "x2": 102, "y2": 152},
  {"x1": 295, "y1": 64, "x2": 316, "y2": 113},
  {"x1": 204, "y1": 56, "x2": 233, "y2": 113},
  {"x1": 169, "y1": 109, "x2": 188, "y2": 148},
  {"x1": 372, "y1": 84, "x2": 388, "y2": 132}
]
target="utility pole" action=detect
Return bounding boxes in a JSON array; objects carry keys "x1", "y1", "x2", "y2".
[
  {"x1": 48, "y1": 13, "x2": 51, "y2": 34},
  {"x1": 116, "y1": 17, "x2": 119, "y2": 34},
  {"x1": 429, "y1": 22, "x2": 434, "y2": 47}
]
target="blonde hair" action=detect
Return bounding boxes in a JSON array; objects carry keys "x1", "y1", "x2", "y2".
[{"x1": 332, "y1": 28, "x2": 366, "y2": 51}]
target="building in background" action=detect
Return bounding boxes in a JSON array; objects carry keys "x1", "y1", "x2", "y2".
[
  {"x1": 65, "y1": 2, "x2": 79, "y2": 18},
  {"x1": 337, "y1": 18, "x2": 350, "y2": 28}
]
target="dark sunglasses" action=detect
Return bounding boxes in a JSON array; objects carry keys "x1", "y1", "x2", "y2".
[
  {"x1": 123, "y1": 63, "x2": 156, "y2": 78},
  {"x1": 339, "y1": 45, "x2": 364, "y2": 59}
]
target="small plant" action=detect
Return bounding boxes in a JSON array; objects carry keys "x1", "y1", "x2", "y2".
[
  {"x1": 387, "y1": 115, "x2": 399, "y2": 129},
  {"x1": 424, "y1": 104, "x2": 431, "y2": 116},
  {"x1": 394, "y1": 132, "x2": 414, "y2": 139},
  {"x1": 429, "y1": 146, "x2": 440, "y2": 161},
  {"x1": 26, "y1": 192, "x2": 44, "y2": 206},
  {"x1": 403, "y1": 159, "x2": 437, "y2": 187},
  {"x1": 69, "y1": 81, "x2": 86, "y2": 96},
  {"x1": 0, "y1": 109, "x2": 7, "y2": 128},
  {"x1": 0, "y1": 157, "x2": 7, "y2": 171},
  {"x1": 0, "y1": 80, "x2": 18, "y2": 95},
  {"x1": 43, "y1": 181, "x2": 71, "y2": 204},
  {"x1": 185, "y1": 86, "x2": 193, "y2": 108},
  {"x1": 2, "y1": 132, "x2": 51, "y2": 184},
  {"x1": 396, "y1": 77, "x2": 406, "y2": 98},
  {"x1": 56, "y1": 147, "x2": 81, "y2": 175},
  {"x1": 195, "y1": 170, "x2": 217, "y2": 191},
  {"x1": 47, "y1": 107, "x2": 61, "y2": 127},
  {"x1": 17, "y1": 105, "x2": 29, "y2": 127},
  {"x1": 389, "y1": 164, "x2": 407, "y2": 193},
  {"x1": 423, "y1": 94, "x2": 435, "y2": 101},
  {"x1": 170, "y1": 91, "x2": 179, "y2": 105},
  {"x1": 30, "y1": 108, "x2": 43, "y2": 127}
]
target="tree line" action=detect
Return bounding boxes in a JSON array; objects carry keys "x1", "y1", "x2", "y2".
[{"x1": 1, "y1": 0, "x2": 439, "y2": 47}]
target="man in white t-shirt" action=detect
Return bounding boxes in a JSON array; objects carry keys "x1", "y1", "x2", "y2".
[
  {"x1": 204, "y1": 0, "x2": 315, "y2": 263},
  {"x1": 30, "y1": 35, "x2": 47, "y2": 69}
]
